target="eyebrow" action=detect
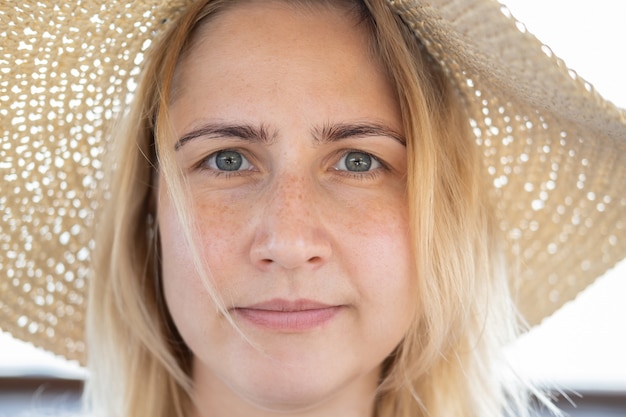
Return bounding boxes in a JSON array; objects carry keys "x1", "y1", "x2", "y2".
[
  {"x1": 174, "y1": 123, "x2": 276, "y2": 150},
  {"x1": 312, "y1": 122, "x2": 405, "y2": 146},
  {"x1": 174, "y1": 121, "x2": 405, "y2": 150}
]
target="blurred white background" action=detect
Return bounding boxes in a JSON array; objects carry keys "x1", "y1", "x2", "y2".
[{"x1": 1, "y1": 0, "x2": 625, "y2": 391}]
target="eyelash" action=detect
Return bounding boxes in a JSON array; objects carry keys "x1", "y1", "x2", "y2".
[
  {"x1": 193, "y1": 148, "x2": 387, "y2": 180},
  {"x1": 331, "y1": 149, "x2": 386, "y2": 181},
  {"x1": 194, "y1": 148, "x2": 255, "y2": 178}
]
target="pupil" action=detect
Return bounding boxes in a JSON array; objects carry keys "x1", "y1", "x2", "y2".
[
  {"x1": 215, "y1": 150, "x2": 243, "y2": 171},
  {"x1": 345, "y1": 152, "x2": 371, "y2": 172}
]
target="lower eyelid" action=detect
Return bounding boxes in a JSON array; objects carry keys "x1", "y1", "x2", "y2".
[{"x1": 333, "y1": 169, "x2": 383, "y2": 183}]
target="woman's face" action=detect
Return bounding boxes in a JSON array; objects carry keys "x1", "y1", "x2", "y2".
[{"x1": 159, "y1": 1, "x2": 416, "y2": 414}]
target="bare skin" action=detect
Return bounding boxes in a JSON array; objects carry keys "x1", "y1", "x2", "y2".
[{"x1": 159, "y1": 2, "x2": 416, "y2": 416}]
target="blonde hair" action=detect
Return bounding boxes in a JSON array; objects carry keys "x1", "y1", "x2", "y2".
[{"x1": 87, "y1": 0, "x2": 536, "y2": 416}]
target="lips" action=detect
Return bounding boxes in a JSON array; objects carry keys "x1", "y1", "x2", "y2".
[{"x1": 233, "y1": 299, "x2": 343, "y2": 331}]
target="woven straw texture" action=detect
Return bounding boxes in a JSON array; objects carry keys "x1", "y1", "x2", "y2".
[
  {"x1": 1, "y1": 0, "x2": 625, "y2": 364},
  {"x1": 388, "y1": 0, "x2": 626, "y2": 324}
]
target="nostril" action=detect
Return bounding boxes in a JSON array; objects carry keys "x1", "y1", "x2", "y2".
[
  {"x1": 249, "y1": 231, "x2": 332, "y2": 270},
  {"x1": 253, "y1": 254, "x2": 327, "y2": 271},
  {"x1": 259, "y1": 256, "x2": 322, "y2": 268},
  {"x1": 307, "y1": 256, "x2": 323, "y2": 264}
]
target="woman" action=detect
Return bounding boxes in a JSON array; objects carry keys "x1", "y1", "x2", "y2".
[
  {"x1": 88, "y1": 0, "x2": 517, "y2": 415},
  {"x1": 1, "y1": 0, "x2": 624, "y2": 416}
]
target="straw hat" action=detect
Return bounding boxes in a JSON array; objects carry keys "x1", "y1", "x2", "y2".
[{"x1": 1, "y1": 0, "x2": 624, "y2": 365}]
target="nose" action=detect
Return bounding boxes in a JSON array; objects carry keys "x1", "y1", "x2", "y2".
[{"x1": 249, "y1": 175, "x2": 332, "y2": 271}]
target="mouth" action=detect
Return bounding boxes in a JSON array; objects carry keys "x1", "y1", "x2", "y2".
[{"x1": 232, "y1": 299, "x2": 343, "y2": 332}]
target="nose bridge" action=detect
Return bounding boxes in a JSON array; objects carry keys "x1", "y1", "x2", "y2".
[
  {"x1": 270, "y1": 172, "x2": 311, "y2": 221},
  {"x1": 250, "y1": 172, "x2": 331, "y2": 270}
]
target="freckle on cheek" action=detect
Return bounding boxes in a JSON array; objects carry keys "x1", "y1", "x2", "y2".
[{"x1": 194, "y1": 203, "x2": 247, "y2": 255}]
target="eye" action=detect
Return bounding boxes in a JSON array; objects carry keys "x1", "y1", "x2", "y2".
[
  {"x1": 334, "y1": 151, "x2": 381, "y2": 172},
  {"x1": 203, "y1": 149, "x2": 253, "y2": 172}
]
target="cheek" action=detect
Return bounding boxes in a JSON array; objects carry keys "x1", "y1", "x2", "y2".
[
  {"x1": 157, "y1": 194, "x2": 246, "y2": 338},
  {"x1": 158, "y1": 199, "x2": 204, "y2": 331},
  {"x1": 335, "y1": 194, "x2": 415, "y2": 309},
  {"x1": 193, "y1": 198, "x2": 256, "y2": 279},
  {"x1": 159, "y1": 195, "x2": 246, "y2": 281},
  {"x1": 336, "y1": 198, "x2": 417, "y2": 358},
  {"x1": 339, "y1": 190, "x2": 411, "y2": 265}
]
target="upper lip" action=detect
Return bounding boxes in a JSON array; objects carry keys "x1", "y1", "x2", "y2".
[{"x1": 235, "y1": 298, "x2": 337, "y2": 312}]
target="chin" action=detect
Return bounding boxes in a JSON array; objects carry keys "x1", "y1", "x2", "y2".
[
  {"x1": 238, "y1": 371, "x2": 338, "y2": 410},
  {"x1": 229, "y1": 359, "x2": 378, "y2": 415}
]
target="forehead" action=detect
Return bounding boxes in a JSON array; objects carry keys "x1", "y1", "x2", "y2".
[
  {"x1": 190, "y1": 0, "x2": 368, "y2": 49},
  {"x1": 170, "y1": 0, "x2": 377, "y2": 102},
  {"x1": 165, "y1": 0, "x2": 403, "y2": 142}
]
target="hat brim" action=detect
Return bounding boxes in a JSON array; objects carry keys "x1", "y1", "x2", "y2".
[{"x1": 1, "y1": 0, "x2": 625, "y2": 362}]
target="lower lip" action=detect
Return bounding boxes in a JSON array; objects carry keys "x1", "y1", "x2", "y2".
[{"x1": 234, "y1": 306, "x2": 342, "y2": 332}]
